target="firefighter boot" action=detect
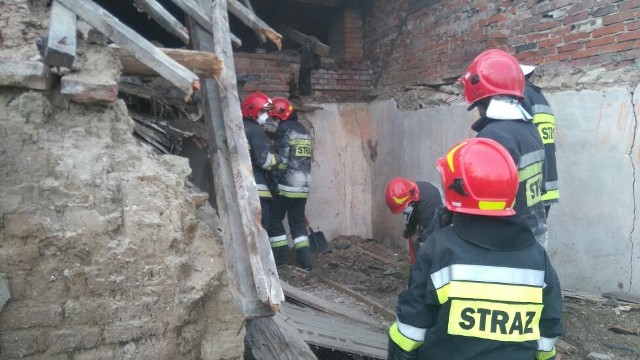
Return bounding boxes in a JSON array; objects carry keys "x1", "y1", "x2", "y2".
[
  {"x1": 295, "y1": 247, "x2": 312, "y2": 270},
  {"x1": 272, "y1": 246, "x2": 289, "y2": 267}
]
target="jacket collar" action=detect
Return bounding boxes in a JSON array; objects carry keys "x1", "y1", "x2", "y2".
[{"x1": 453, "y1": 213, "x2": 536, "y2": 251}]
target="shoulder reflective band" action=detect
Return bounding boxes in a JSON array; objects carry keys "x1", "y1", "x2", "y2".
[
  {"x1": 436, "y1": 281, "x2": 543, "y2": 305},
  {"x1": 431, "y1": 264, "x2": 545, "y2": 290}
]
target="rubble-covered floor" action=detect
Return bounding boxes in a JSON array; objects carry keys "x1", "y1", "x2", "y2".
[{"x1": 283, "y1": 235, "x2": 640, "y2": 360}]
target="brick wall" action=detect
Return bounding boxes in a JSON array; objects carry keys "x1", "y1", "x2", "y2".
[
  {"x1": 234, "y1": 52, "x2": 372, "y2": 101},
  {"x1": 363, "y1": 0, "x2": 640, "y2": 88}
]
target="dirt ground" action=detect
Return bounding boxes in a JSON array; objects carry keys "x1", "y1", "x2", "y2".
[{"x1": 280, "y1": 235, "x2": 640, "y2": 360}]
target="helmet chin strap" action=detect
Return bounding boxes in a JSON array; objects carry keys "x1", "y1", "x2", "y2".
[{"x1": 486, "y1": 96, "x2": 532, "y2": 121}]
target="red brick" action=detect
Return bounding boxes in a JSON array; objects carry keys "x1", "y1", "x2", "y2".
[
  {"x1": 571, "y1": 47, "x2": 600, "y2": 59},
  {"x1": 592, "y1": 23, "x2": 627, "y2": 37},
  {"x1": 557, "y1": 41, "x2": 585, "y2": 53},
  {"x1": 617, "y1": 30, "x2": 640, "y2": 42},
  {"x1": 603, "y1": 9, "x2": 637, "y2": 26},
  {"x1": 586, "y1": 34, "x2": 616, "y2": 48},
  {"x1": 600, "y1": 41, "x2": 634, "y2": 54},
  {"x1": 563, "y1": 31, "x2": 591, "y2": 43},
  {"x1": 562, "y1": 11, "x2": 590, "y2": 25}
]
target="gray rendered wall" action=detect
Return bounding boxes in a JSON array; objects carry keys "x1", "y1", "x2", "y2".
[{"x1": 306, "y1": 86, "x2": 640, "y2": 294}]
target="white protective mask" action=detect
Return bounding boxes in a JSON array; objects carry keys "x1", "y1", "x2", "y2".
[{"x1": 257, "y1": 112, "x2": 269, "y2": 125}]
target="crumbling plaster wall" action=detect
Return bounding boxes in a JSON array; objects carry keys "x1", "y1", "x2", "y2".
[
  {"x1": 303, "y1": 67, "x2": 640, "y2": 295},
  {"x1": 0, "y1": 90, "x2": 244, "y2": 359}
]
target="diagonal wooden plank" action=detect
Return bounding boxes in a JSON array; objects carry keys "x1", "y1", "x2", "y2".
[
  {"x1": 188, "y1": 0, "x2": 273, "y2": 318},
  {"x1": 170, "y1": 0, "x2": 242, "y2": 47},
  {"x1": 227, "y1": 0, "x2": 282, "y2": 50},
  {"x1": 319, "y1": 276, "x2": 396, "y2": 321},
  {"x1": 133, "y1": 0, "x2": 190, "y2": 44},
  {"x1": 44, "y1": 1, "x2": 77, "y2": 68},
  {"x1": 280, "y1": 280, "x2": 382, "y2": 327},
  {"x1": 57, "y1": 0, "x2": 199, "y2": 99},
  {"x1": 281, "y1": 302, "x2": 387, "y2": 359},
  {"x1": 209, "y1": 0, "x2": 284, "y2": 311},
  {"x1": 279, "y1": 24, "x2": 329, "y2": 58}
]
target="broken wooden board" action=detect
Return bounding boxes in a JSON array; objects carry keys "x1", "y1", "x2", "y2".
[
  {"x1": 279, "y1": 24, "x2": 329, "y2": 57},
  {"x1": 245, "y1": 314, "x2": 318, "y2": 360},
  {"x1": 280, "y1": 280, "x2": 382, "y2": 327},
  {"x1": 188, "y1": 0, "x2": 282, "y2": 318},
  {"x1": 170, "y1": 0, "x2": 242, "y2": 47},
  {"x1": 60, "y1": 75, "x2": 118, "y2": 104},
  {"x1": 44, "y1": 1, "x2": 77, "y2": 68},
  {"x1": 210, "y1": 0, "x2": 284, "y2": 313},
  {"x1": 58, "y1": 0, "x2": 199, "y2": 100},
  {"x1": 281, "y1": 301, "x2": 387, "y2": 359},
  {"x1": 603, "y1": 291, "x2": 640, "y2": 304},
  {"x1": 241, "y1": 0, "x2": 266, "y2": 44},
  {"x1": 133, "y1": 0, "x2": 190, "y2": 44},
  {"x1": 227, "y1": 0, "x2": 282, "y2": 50},
  {"x1": 319, "y1": 276, "x2": 396, "y2": 321},
  {"x1": 112, "y1": 46, "x2": 222, "y2": 78},
  {"x1": 0, "y1": 60, "x2": 52, "y2": 90}
]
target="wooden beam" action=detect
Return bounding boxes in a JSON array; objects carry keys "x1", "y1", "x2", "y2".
[
  {"x1": 319, "y1": 276, "x2": 396, "y2": 321},
  {"x1": 58, "y1": 0, "x2": 199, "y2": 100},
  {"x1": 241, "y1": 0, "x2": 266, "y2": 45},
  {"x1": 280, "y1": 280, "x2": 381, "y2": 326},
  {"x1": 44, "y1": 1, "x2": 77, "y2": 68},
  {"x1": 245, "y1": 313, "x2": 318, "y2": 360},
  {"x1": 210, "y1": 0, "x2": 285, "y2": 312},
  {"x1": 112, "y1": 46, "x2": 222, "y2": 78},
  {"x1": 279, "y1": 24, "x2": 330, "y2": 58},
  {"x1": 227, "y1": 0, "x2": 282, "y2": 50},
  {"x1": 188, "y1": 0, "x2": 282, "y2": 318},
  {"x1": 170, "y1": 0, "x2": 242, "y2": 47},
  {"x1": 133, "y1": 0, "x2": 190, "y2": 45}
]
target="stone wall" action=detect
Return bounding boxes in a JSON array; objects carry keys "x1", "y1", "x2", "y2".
[{"x1": 0, "y1": 90, "x2": 244, "y2": 360}]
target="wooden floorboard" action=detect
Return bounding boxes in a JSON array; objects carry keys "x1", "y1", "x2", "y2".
[{"x1": 280, "y1": 302, "x2": 387, "y2": 359}]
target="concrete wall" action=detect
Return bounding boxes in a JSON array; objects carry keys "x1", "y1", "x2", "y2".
[{"x1": 306, "y1": 85, "x2": 640, "y2": 294}]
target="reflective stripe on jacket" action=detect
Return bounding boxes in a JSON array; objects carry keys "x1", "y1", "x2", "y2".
[
  {"x1": 274, "y1": 113, "x2": 312, "y2": 198},
  {"x1": 524, "y1": 81, "x2": 559, "y2": 204},
  {"x1": 389, "y1": 214, "x2": 563, "y2": 360},
  {"x1": 472, "y1": 116, "x2": 548, "y2": 243},
  {"x1": 244, "y1": 118, "x2": 278, "y2": 199}
]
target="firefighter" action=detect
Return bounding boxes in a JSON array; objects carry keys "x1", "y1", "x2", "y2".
[
  {"x1": 384, "y1": 178, "x2": 447, "y2": 263},
  {"x1": 459, "y1": 49, "x2": 548, "y2": 248},
  {"x1": 241, "y1": 92, "x2": 281, "y2": 231},
  {"x1": 266, "y1": 97, "x2": 313, "y2": 270},
  {"x1": 521, "y1": 63, "x2": 559, "y2": 218},
  {"x1": 387, "y1": 138, "x2": 563, "y2": 360}
]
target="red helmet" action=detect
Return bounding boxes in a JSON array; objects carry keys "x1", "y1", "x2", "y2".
[
  {"x1": 459, "y1": 49, "x2": 525, "y2": 107},
  {"x1": 437, "y1": 138, "x2": 518, "y2": 216},
  {"x1": 241, "y1": 92, "x2": 273, "y2": 120},
  {"x1": 384, "y1": 177, "x2": 421, "y2": 214},
  {"x1": 269, "y1": 97, "x2": 294, "y2": 120}
]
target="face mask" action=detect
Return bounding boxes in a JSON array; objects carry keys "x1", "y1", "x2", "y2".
[
  {"x1": 403, "y1": 204, "x2": 415, "y2": 224},
  {"x1": 257, "y1": 112, "x2": 269, "y2": 125}
]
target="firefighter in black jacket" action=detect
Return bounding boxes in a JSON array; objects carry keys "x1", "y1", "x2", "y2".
[
  {"x1": 267, "y1": 97, "x2": 313, "y2": 269},
  {"x1": 521, "y1": 63, "x2": 559, "y2": 218},
  {"x1": 459, "y1": 49, "x2": 548, "y2": 248},
  {"x1": 388, "y1": 137, "x2": 563, "y2": 360},
  {"x1": 241, "y1": 92, "x2": 282, "y2": 231},
  {"x1": 384, "y1": 178, "x2": 447, "y2": 263}
]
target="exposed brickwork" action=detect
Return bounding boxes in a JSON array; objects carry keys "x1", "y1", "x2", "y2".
[
  {"x1": 234, "y1": 52, "x2": 372, "y2": 101},
  {"x1": 362, "y1": 0, "x2": 640, "y2": 88}
]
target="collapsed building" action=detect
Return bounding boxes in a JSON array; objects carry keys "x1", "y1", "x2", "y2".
[{"x1": 2, "y1": 0, "x2": 640, "y2": 359}]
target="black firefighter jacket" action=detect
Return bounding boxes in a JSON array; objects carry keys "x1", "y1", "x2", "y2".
[
  {"x1": 523, "y1": 81, "x2": 559, "y2": 205},
  {"x1": 473, "y1": 116, "x2": 548, "y2": 244},
  {"x1": 244, "y1": 118, "x2": 279, "y2": 199},
  {"x1": 405, "y1": 181, "x2": 443, "y2": 237},
  {"x1": 388, "y1": 213, "x2": 563, "y2": 360},
  {"x1": 273, "y1": 112, "x2": 312, "y2": 198}
]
